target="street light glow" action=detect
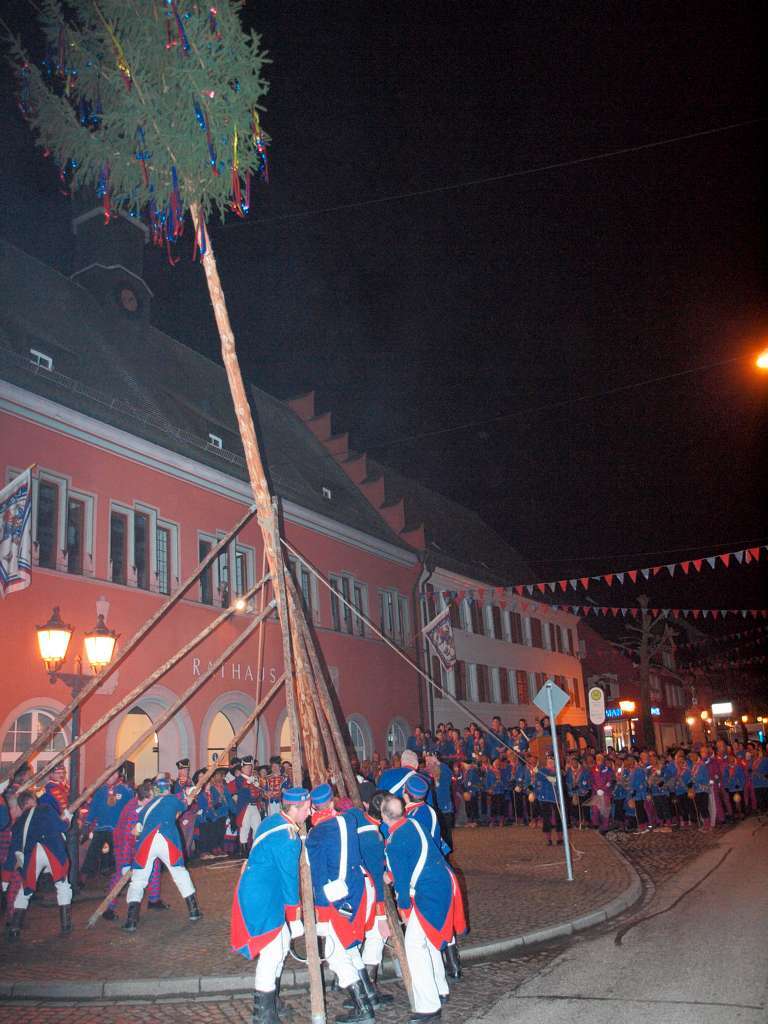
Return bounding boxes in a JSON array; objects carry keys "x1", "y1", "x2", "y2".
[{"x1": 756, "y1": 349, "x2": 768, "y2": 370}]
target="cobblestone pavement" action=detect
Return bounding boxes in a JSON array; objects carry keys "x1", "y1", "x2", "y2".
[
  {"x1": 1, "y1": 820, "x2": 752, "y2": 1024},
  {"x1": 0, "y1": 824, "x2": 630, "y2": 983}
]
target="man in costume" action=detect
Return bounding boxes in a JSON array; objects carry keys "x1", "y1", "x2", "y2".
[
  {"x1": 378, "y1": 749, "x2": 427, "y2": 801},
  {"x1": 123, "y1": 776, "x2": 202, "y2": 932},
  {"x1": 305, "y1": 782, "x2": 374, "y2": 1024},
  {"x1": 102, "y1": 779, "x2": 164, "y2": 921},
  {"x1": 4, "y1": 789, "x2": 72, "y2": 942},
  {"x1": 381, "y1": 793, "x2": 466, "y2": 1023},
  {"x1": 234, "y1": 755, "x2": 263, "y2": 854},
  {"x1": 81, "y1": 765, "x2": 133, "y2": 882},
  {"x1": 231, "y1": 786, "x2": 311, "y2": 1024},
  {"x1": 343, "y1": 790, "x2": 394, "y2": 1008},
  {"x1": 404, "y1": 774, "x2": 449, "y2": 856}
]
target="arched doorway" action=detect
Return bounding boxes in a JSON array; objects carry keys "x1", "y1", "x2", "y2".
[
  {"x1": 116, "y1": 706, "x2": 158, "y2": 783},
  {"x1": 207, "y1": 710, "x2": 235, "y2": 766},
  {"x1": 278, "y1": 716, "x2": 292, "y2": 761}
]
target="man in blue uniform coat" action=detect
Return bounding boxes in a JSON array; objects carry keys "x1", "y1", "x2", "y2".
[
  {"x1": 404, "y1": 774, "x2": 449, "y2": 856},
  {"x1": 82, "y1": 765, "x2": 133, "y2": 881},
  {"x1": 123, "y1": 777, "x2": 202, "y2": 932},
  {"x1": 381, "y1": 794, "x2": 467, "y2": 1023},
  {"x1": 231, "y1": 786, "x2": 311, "y2": 1024},
  {"x1": 5, "y1": 790, "x2": 72, "y2": 941},
  {"x1": 305, "y1": 783, "x2": 374, "y2": 1024}
]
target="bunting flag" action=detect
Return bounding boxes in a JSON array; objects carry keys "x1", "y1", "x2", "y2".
[
  {"x1": 507, "y1": 541, "x2": 766, "y2": 595},
  {"x1": 422, "y1": 607, "x2": 457, "y2": 671},
  {"x1": 0, "y1": 468, "x2": 33, "y2": 597}
]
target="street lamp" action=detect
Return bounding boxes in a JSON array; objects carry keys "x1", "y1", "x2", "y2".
[
  {"x1": 756, "y1": 349, "x2": 768, "y2": 370},
  {"x1": 35, "y1": 599, "x2": 118, "y2": 895}
]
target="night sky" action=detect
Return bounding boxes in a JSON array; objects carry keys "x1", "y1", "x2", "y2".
[{"x1": 1, "y1": 2, "x2": 765, "y2": 616}]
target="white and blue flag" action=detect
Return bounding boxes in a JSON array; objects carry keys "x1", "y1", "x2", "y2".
[{"x1": 0, "y1": 468, "x2": 32, "y2": 598}]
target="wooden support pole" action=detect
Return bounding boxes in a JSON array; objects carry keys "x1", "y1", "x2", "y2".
[
  {"x1": 69, "y1": 600, "x2": 276, "y2": 815},
  {"x1": 267, "y1": 504, "x2": 326, "y2": 1024},
  {"x1": 19, "y1": 575, "x2": 270, "y2": 795},
  {"x1": 294, "y1": 627, "x2": 344, "y2": 795},
  {"x1": 3, "y1": 503, "x2": 259, "y2": 781}
]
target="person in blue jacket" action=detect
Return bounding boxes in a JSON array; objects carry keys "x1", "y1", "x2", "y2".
[
  {"x1": 5, "y1": 790, "x2": 71, "y2": 941},
  {"x1": 482, "y1": 717, "x2": 508, "y2": 762},
  {"x1": 424, "y1": 751, "x2": 455, "y2": 848},
  {"x1": 751, "y1": 744, "x2": 768, "y2": 812},
  {"x1": 305, "y1": 783, "x2": 373, "y2": 1024},
  {"x1": 465, "y1": 759, "x2": 485, "y2": 826},
  {"x1": 231, "y1": 786, "x2": 311, "y2": 1024},
  {"x1": 405, "y1": 773, "x2": 449, "y2": 856},
  {"x1": 343, "y1": 792, "x2": 394, "y2": 1010},
  {"x1": 381, "y1": 793, "x2": 467, "y2": 1022},
  {"x1": 625, "y1": 756, "x2": 650, "y2": 833},
  {"x1": 124, "y1": 777, "x2": 202, "y2": 932},
  {"x1": 512, "y1": 755, "x2": 531, "y2": 825},
  {"x1": 82, "y1": 766, "x2": 133, "y2": 881},
  {"x1": 533, "y1": 755, "x2": 563, "y2": 846},
  {"x1": 378, "y1": 749, "x2": 424, "y2": 800},
  {"x1": 722, "y1": 755, "x2": 746, "y2": 819},
  {"x1": 690, "y1": 752, "x2": 712, "y2": 829}
]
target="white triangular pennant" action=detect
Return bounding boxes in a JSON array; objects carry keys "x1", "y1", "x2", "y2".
[
  {"x1": 734, "y1": 550, "x2": 744, "y2": 564},
  {"x1": 641, "y1": 568, "x2": 651, "y2": 579},
  {"x1": 706, "y1": 556, "x2": 716, "y2": 569}
]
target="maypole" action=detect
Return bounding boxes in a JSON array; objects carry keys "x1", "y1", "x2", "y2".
[{"x1": 6, "y1": 3, "x2": 414, "y2": 1008}]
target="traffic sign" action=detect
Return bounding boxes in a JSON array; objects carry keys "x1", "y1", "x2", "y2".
[
  {"x1": 588, "y1": 686, "x2": 606, "y2": 725},
  {"x1": 533, "y1": 679, "x2": 570, "y2": 719}
]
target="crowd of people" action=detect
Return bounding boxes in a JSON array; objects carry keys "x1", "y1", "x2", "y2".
[{"x1": 0, "y1": 719, "x2": 766, "y2": 1024}]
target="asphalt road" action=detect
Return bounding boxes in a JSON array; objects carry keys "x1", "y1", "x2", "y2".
[{"x1": 470, "y1": 819, "x2": 768, "y2": 1024}]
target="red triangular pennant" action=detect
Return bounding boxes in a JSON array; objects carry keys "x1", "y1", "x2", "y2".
[
  {"x1": 628, "y1": 569, "x2": 638, "y2": 583},
  {"x1": 558, "y1": 580, "x2": 568, "y2": 592},
  {"x1": 719, "y1": 553, "x2": 730, "y2": 568},
  {"x1": 652, "y1": 566, "x2": 662, "y2": 576},
  {"x1": 692, "y1": 559, "x2": 702, "y2": 572},
  {"x1": 514, "y1": 585, "x2": 524, "y2": 595},
  {"x1": 680, "y1": 561, "x2": 690, "y2": 574},
  {"x1": 604, "y1": 574, "x2": 614, "y2": 587},
  {"x1": 579, "y1": 577, "x2": 590, "y2": 590},
  {"x1": 748, "y1": 546, "x2": 761, "y2": 561},
  {"x1": 536, "y1": 582, "x2": 546, "y2": 594}
]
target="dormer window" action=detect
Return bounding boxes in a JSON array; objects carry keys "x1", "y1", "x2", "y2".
[
  {"x1": 207, "y1": 433, "x2": 223, "y2": 450},
  {"x1": 322, "y1": 486, "x2": 332, "y2": 500},
  {"x1": 30, "y1": 348, "x2": 53, "y2": 371}
]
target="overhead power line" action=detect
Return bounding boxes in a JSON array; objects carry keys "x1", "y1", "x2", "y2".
[{"x1": 229, "y1": 116, "x2": 766, "y2": 228}]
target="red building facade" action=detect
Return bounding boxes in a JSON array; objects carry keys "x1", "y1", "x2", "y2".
[{"x1": 0, "y1": 227, "x2": 422, "y2": 784}]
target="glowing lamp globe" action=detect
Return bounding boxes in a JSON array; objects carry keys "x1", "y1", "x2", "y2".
[
  {"x1": 83, "y1": 614, "x2": 118, "y2": 672},
  {"x1": 619, "y1": 700, "x2": 636, "y2": 713},
  {"x1": 36, "y1": 607, "x2": 74, "y2": 674},
  {"x1": 756, "y1": 349, "x2": 768, "y2": 370}
]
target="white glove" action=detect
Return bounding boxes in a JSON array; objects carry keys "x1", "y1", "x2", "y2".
[
  {"x1": 315, "y1": 921, "x2": 329, "y2": 938},
  {"x1": 121, "y1": 865, "x2": 131, "y2": 876},
  {"x1": 15, "y1": 851, "x2": 24, "y2": 867},
  {"x1": 323, "y1": 879, "x2": 349, "y2": 902},
  {"x1": 0, "y1": 778, "x2": 9, "y2": 796},
  {"x1": 597, "y1": 789, "x2": 604, "y2": 797},
  {"x1": 288, "y1": 919, "x2": 305, "y2": 939}
]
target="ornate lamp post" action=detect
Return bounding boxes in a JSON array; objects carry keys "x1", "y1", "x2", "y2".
[{"x1": 35, "y1": 599, "x2": 118, "y2": 892}]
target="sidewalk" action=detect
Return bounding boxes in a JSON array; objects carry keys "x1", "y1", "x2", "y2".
[{"x1": 0, "y1": 825, "x2": 639, "y2": 1000}]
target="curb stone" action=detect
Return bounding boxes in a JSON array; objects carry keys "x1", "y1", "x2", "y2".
[{"x1": 2, "y1": 834, "x2": 643, "y2": 1003}]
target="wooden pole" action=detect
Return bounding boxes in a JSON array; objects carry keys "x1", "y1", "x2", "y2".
[
  {"x1": 294, "y1": 627, "x2": 344, "y2": 794},
  {"x1": 267, "y1": 505, "x2": 326, "y2": 1024},
  {"x1": 87, "y1": 871, "x2": 132, "y2": 928},
  {"x1": 69, "y1": 600, "x2": 276, "y2": 814},
  {"x1": 3, "y1": 503, "x2": 258, "y2": 782},
  {"x1": 19, "y1": 575, "x2": 270, "y2": 795}
]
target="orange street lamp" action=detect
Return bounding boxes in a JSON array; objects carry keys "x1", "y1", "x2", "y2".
[
  {"x1": 619, "y1": 700, "x2": 636, "y2": 714},
  {"x1": 756, "y1": 349, "x2": 768, "y2": 370}
]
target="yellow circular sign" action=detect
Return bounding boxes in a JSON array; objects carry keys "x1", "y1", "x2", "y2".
[{"x1": 590, "y1": 688, "x2": 602, "y2": 701}]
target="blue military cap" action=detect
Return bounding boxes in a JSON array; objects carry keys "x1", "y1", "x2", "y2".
[
  {"x1": 310, "y1": 782, "x2": 334, "y2": 805},
  {"x1": 154, "y1": 776, "x2": 171, "y2": 793},
  {"x1": 283, "y1": 787, "x2": 310, "y2": 804},
  {"x1": 405, "y1": 773, "x2": 429, "y2": 799}
]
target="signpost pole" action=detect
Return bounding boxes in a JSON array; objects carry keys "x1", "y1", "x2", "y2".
[{"x1": 545, "y1": 681, "x2": 574, "y2": 882}]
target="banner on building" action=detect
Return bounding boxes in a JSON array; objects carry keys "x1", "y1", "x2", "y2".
[
  {"x1": 0, "y1": 468, "x2": 33, "y2": 598},
  {"x1": 423, "y1": 607, "x2": 457, "y2": 672}
]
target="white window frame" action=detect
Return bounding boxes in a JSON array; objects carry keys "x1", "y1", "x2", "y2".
[
  {"x1": 346, "y1": 714, "x2": 372, "y2": 762},
  {"x1": 29, "y1": 348, "x2": 53, "y2": 370},
  {"x1": 467, "y1": 663, "x2": 478, "y2": 703},
  {"x1": 1, "y1": 707, "x2": 69, "y2": 772},
  {"x1": 331, "y1": 573, "x2": 369, "y2": 636},
  {"x1": 107, "y1": 501, "x2": 178, "y2": 593},
  {"x1": 378, "y1": 587, "x2": 408, "y2": 645},
  {"x1": 507, "y1": 669, "x2": 519, "y2": 704},
  {"x1": 489, "y1": 666, "x2": 501, "y2": 704},
  {"x1": 12, "y1": 466, "x2": 95, "y2": 576},
  {"x1": 288, "y1": 555, "x2": 321, "y2": 625},
  {"x1": 386, "y1": 717, "x2": 410, "y2": 758},
  {"x1": 502, "y1": 609, "x2": 513, "y2": 642}
]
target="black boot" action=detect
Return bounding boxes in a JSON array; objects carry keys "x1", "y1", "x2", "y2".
[
  {"x1": 59, "y1": 904, "x2": 72, "y2": 934},
  {"x1": 408, "y1": 1012, "x2": 442, "y2": 1023},
  {"x1": 252, "y1": 989, "x2": 280, "y2": 1024},
  {"x1": 6, "y1": 908, "x2": 25, "y2": 943},
  {"x1": 147, "y1": 899, "x2": 169, "y2": 910},
  {"x1": 275, "y1": 976, "x2": 294, "y2": 1021},
  {"x1": 122, "y1": 901, "x2": 140, "y2": 932},
  {"x1": 344, "y1": 967, "x2": 393, "y2": 1008},
  {"x1": 240, "y1": 842, "x2": 250, "y2": 859},
  {"x1": 442, "y1": 942, "x2": 461, "y2": 980},
  {"x1": 102, "y1": 907, "x2": 119, "y2": 922},
  {"x1": 185, "y1": 892, "x2": 203, "y2": 921},
  {"x1": 335, "y1": 979, "x2": 375, "y2": 1024}
]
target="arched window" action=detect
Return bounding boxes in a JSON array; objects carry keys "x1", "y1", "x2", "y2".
[
  {"x1": 207, "y1": 710, "x2": 235, "y2": 766},
  {"x1": 386, "y1": 717, "x2": 410, "y2": 758},
  {"x1": 1, "y1": 708, "x2": 67, "y2": 772},
  {"x1": 346, "y1": 715, "x2": 372, "y2": 763}
]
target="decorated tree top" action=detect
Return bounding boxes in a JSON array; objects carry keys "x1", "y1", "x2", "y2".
[{"x1": 7, "y1": 0, "x2": 270, "y2": 250}]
